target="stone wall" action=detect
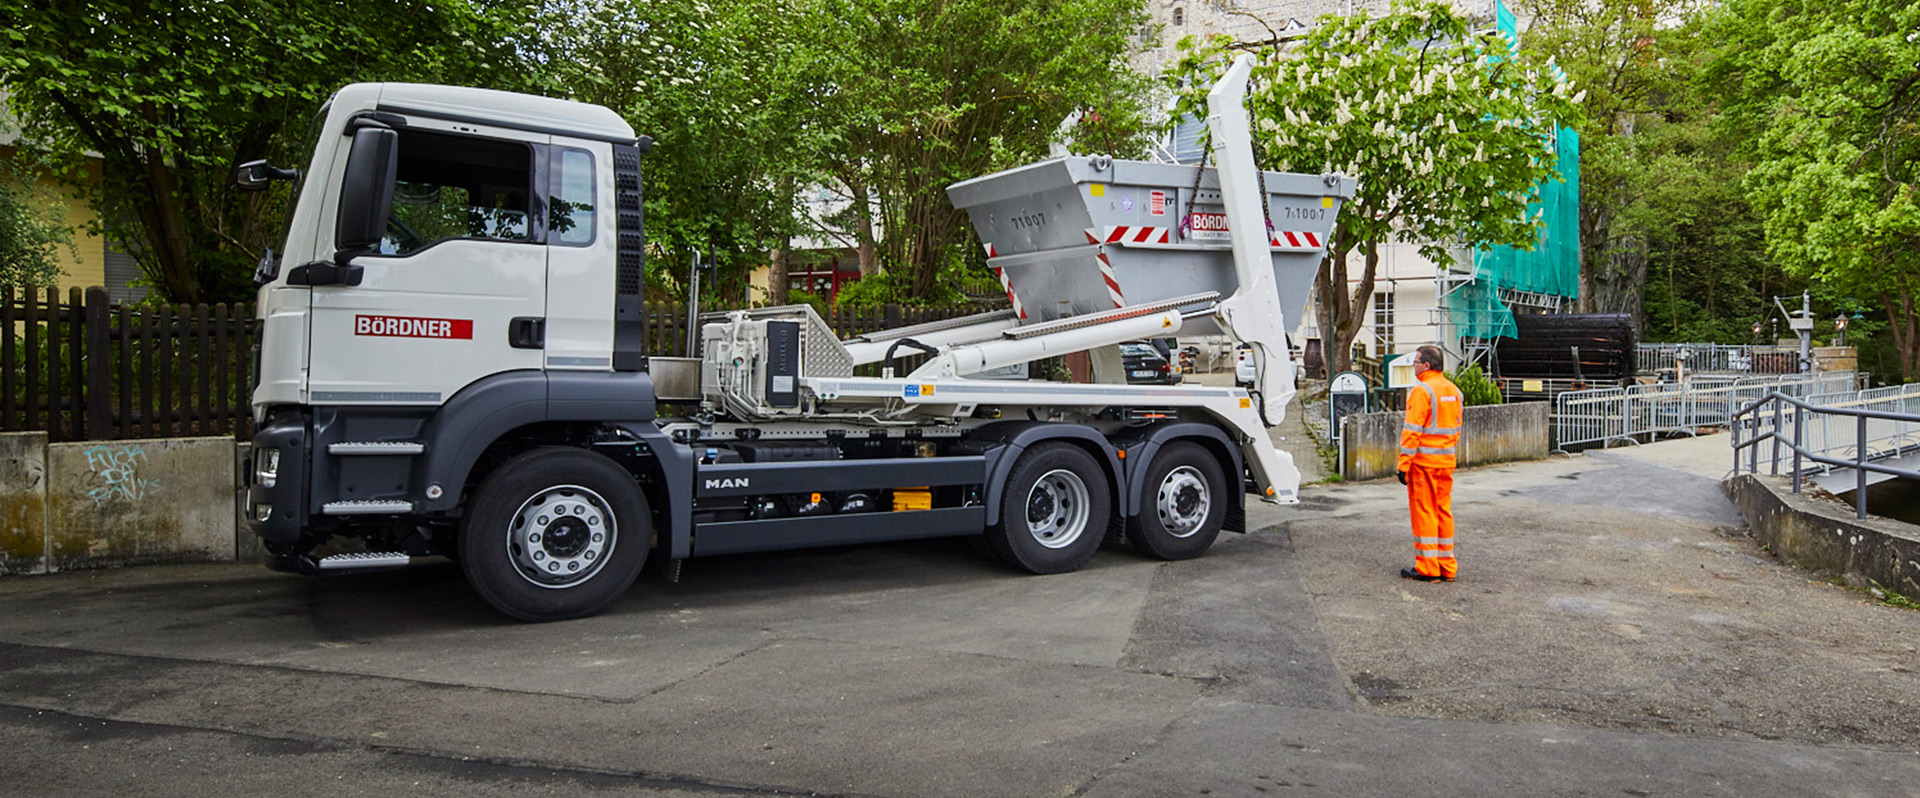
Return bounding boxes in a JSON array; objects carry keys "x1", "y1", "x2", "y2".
[
  {"x1": 1340, "y1": 401, "x2": 1549, "y2": 481},
  {"x1": 1724, "y1": 474, "x2": 1920, "y2": 599},
  {"x1": 0, "y1": 432, "x2": 240, "y2": 573},
  {"x1": 0, "y1": 432, "x2": 49, "y2": 574}
]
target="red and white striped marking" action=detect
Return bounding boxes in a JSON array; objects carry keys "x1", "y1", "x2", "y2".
[
  {"x1": 1095, "y1": 252, "x2": 1126, "y2": 308},
  {"x1": 992, "y1": 266, "x2": 1026, "y2": 319},
  {"x1": 1269, "y1": 230, "x2": 1324, "y2": 250},
  {"x1": 1084, "y1": 226, "x2": 1172, "y2": 245},
  {"x1": 985, "y1": 243, "x2": 1026, "y2": 317}
]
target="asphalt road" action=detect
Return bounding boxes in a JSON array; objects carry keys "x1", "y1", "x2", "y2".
[{"x1": 1, "y1": 438, "x2": 1917, "y2": 797}]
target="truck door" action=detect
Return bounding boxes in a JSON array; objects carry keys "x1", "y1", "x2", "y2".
[
  {"x1": 307, "y1": 121, "x2": 548, "y2": 405},
  {"x1": 542, "y1": 137, "x2": 615, "y2": 370}
]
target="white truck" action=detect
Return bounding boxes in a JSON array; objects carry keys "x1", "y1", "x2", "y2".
[{"x1": 240, "y1": 56, "x2": 1350, "y2": 620}]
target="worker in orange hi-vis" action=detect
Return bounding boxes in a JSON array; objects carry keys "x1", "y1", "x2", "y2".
[{"x1": 1397, "y1": 345, "x2": 1463, "y2": 582}]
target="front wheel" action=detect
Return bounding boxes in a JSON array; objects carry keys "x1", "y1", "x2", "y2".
[
  {"x1": 985, "y1": 442, "x2": 1112, "y2": 574},
  {"x1": 1125, "y1": 441, "x2": 1226, "y2": 560},
  {"x1": 459, "y1": 447, "x2": 650, "y2": 621}
]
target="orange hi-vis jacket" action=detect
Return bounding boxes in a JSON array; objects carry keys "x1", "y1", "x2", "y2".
[{"x1": 1399, "y1": 370, "x2": 1464, "y2": 471}]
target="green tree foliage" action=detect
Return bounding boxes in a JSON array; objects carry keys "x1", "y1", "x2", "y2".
[
  {"x1": 0, "y1": 161, "x2": 73, "y2": 291},
  {"x1": 1520, "y1": 0, "x2": 1789, "y2": 342},
  {"x1": 546, "y1": 0, "x2": 821, "y2": 302},
  {"x1": 0, "y1": 0, "x2": 544, "y2": 303},
  {"x1": 795, "y1": 0, "x2": 1152, "y2": 299},
  {"x1": 549, "y1": 0, "x2": 1149, "y2": 305},
  {"x1": 1172, "y1": 0, "x2": 1583, "y2": 373},
  {"x1": 1709, "y1": 0, "x2": 1920, "y2": 376}
]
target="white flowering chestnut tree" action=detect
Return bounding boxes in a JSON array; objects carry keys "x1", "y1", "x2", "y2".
[{"x1": 1171, "y1": 0, "x2": 1584, "y2": 372}]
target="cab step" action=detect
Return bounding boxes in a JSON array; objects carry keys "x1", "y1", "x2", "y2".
[
  {"x1": 315, "y1": 551, "x2": 411, "y2": 571},
  {"x1": 321, "y1": 499, "x2": 414, "y2": 515},
  {"x1": 328, "y1": 441, "x2": 426, "y2": 455}
]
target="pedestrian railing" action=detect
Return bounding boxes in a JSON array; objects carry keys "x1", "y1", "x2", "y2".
[
  {"x1": 1731, "y1": 388, "x2": 1920, "y2": 519},
  {"x1": 1553, "y1": 371, "x2": 1855, "y2": 450},
  {"x1": 1637, "y1": 343, "x2": 1801, "y2": 375}
]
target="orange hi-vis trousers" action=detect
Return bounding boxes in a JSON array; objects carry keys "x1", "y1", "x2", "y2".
[{"x1": 1407, "y1": 464, "x2": 1456, "y2": 579}]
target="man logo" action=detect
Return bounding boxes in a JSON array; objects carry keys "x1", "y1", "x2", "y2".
[{"x1": 704, "y1": 478, "x2": 749, "y2": 490}]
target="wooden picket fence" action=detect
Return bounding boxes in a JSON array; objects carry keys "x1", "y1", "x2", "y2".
[
  {"x1": 2, "y1": 286, "x2": 982, "y2": 443},
  {"x1": 1, "y1": 287, "x2": 255, "y2": 443}
]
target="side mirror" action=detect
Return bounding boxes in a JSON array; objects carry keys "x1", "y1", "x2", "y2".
[
  {"x1": 334, "y1": 126, "x2": 398, "y2": 259},
  {"x1": 234, "y1": 159, "x2": 297, "y2": 192}
]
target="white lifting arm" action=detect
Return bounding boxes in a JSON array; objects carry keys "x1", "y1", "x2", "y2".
[{"x1": 1206, "y1": 53, "x2": 1299, "y2": 425}]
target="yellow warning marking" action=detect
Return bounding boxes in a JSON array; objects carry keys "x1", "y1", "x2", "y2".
[
  {"x1": 1240, "y1": 398, "x2": 1251, "y2": 408},
  {"x1": 921, "y1": 384, "x2": 935, "y2": 396},
  {"x1": 1162, "y1": 317, "x2": 1173, "y2": 328},
  {"x1": 1322, "y1": 196, "x2": 1334, "y2": 208},
  {"x1": 1091, "y1": 184, "x2": 1106, "y2": 197}
]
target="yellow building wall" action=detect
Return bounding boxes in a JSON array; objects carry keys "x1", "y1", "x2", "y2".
[{"x1": 1, "y1": 144, "x2": 106, "y2": 295}]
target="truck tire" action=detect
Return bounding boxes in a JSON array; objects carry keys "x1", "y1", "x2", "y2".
[
  {"x1": 986, "y1": 442, "x2": 1111, "y2": 574},
  {"x1": 459, "y1": 447, "x2": 649, "y2": 621},
  {"x1": 1125, "y1": 441, "x2": 1225, "y2": 560}
]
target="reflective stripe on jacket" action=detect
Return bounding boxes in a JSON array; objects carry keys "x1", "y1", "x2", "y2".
[{"x1": 1398, "y1": 371, "x2": 1464, "y2": 471}]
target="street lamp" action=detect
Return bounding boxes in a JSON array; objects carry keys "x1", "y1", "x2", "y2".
[{"x1": 1835, "y1": 312, "x2": 1849, "y2": 347}]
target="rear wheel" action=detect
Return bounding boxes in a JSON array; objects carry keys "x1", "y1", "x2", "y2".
[
  {"x1": 986, "y1": 442, "x2": 1111, "y2": 574},
  {"x1": 1126, "y1": 442, "x2": 1226, "y2": 560},
  {"x1": 459, "y1": 447, "x2": 649, "y2": 621}
]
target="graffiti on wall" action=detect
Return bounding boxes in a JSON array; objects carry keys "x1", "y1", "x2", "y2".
[{"x1": 85, "y1": 445, "x2": 160, "y2": 506}]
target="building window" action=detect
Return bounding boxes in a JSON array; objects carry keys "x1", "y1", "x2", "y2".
[
  {"x1": 1372, "y1": 290, "x2": 1395, "y2": 356},
  {"x1": 1172, "y1": 6, "x2": 1184, "y2": 25}
]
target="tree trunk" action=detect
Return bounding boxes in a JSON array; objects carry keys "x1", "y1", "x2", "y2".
[
  {"x1": 904, "y1": 190, "x2": 948, "y2": 298},
  {"x1": 1884, "y1": 282, "x2": 1920, "y2": 381},
  {"x1": 1328, "y1": 239, "x2": 1383, "y2": 375},
  {"x1": 848, "y1": 176, "x2": 880, "y2": 277},
  {"x1": 769, "y1": 245, "x2": 790, "y2": 306},
  {"x1": 1578, "y1": 203, "x2": 1647, "y2": 332}
]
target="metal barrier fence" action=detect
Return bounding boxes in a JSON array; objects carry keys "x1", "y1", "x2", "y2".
[
  {"x1": 1732, "y1": 387, "x2": 1920, "y2": 519},
  {"x1": 1636, "y1": 343, "x2": 1801, "y2": 375},
  {"x1": 1553, "y1": 371, "x2": 1856, "y2": 449},
  {"x1": 1737, "y1": 383, "x2": 1920, "y2": 482}
]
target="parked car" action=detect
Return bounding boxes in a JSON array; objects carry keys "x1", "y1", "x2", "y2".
[
  {"x1": 1235, "y1": 345, "x2": 1256, "y2": 387},
  {"x1": 1121, "y1": 342, "x2": 1181, "y2": 384}
]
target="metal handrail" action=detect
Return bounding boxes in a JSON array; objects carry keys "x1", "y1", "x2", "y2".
[{"x1": 1731, "y1": 390, "x2": 1920, "y2": 518}]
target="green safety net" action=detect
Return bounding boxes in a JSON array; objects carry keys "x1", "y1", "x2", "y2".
[{"x1": 1447, "y1": 0, "x2": 1582, "y2": 340}]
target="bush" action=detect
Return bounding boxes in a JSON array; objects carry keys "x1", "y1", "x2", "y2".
[
  {"x1": 834, "y1": 271, "x2": 968, "y2": 308},
  {"x1": 1450, "y1": 364, "x2": 1502, "y2": 406},
  {"x1": 788, "y1": 289, "x2": 829, "y2": 317}
]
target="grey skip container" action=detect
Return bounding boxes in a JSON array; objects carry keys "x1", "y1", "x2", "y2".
[{"x1": 947, "y1": 156, "x2": 1354, "y2": 335}]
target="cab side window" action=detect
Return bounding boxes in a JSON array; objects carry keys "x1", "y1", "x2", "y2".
[
  {"x1": 381, "y1": 130, "x2": 535, "y2": 256},
  {"x1": 550, "y1": 148, "x2": 596, "y2": 246}
]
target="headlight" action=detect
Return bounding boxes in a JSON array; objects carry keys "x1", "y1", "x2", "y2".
[{"x1": 255, "y1": 449, "x2": 280, "y2": 488}]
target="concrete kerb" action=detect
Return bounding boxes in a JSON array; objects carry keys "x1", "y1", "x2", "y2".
[
  {"x1": 0, "y1": 431, "x2": 243, "y2": 573},
  {"x1": 1723, "y1": 472, "x2": 1920, "y2": 600}
]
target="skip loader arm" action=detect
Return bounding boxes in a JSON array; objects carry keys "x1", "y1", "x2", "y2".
[{"x1": 1206, "y1": 53, "x2": 1307, "y2": 504}]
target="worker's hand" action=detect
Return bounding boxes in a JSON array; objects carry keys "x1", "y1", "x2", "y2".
[{"x1": 1396, "y1": 470, "x2": 1408, "y2": 486}]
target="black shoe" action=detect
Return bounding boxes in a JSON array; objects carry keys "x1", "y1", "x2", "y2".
[{"x1": 1400, "y1": 567, "x2": 1453, "y2": 582}]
